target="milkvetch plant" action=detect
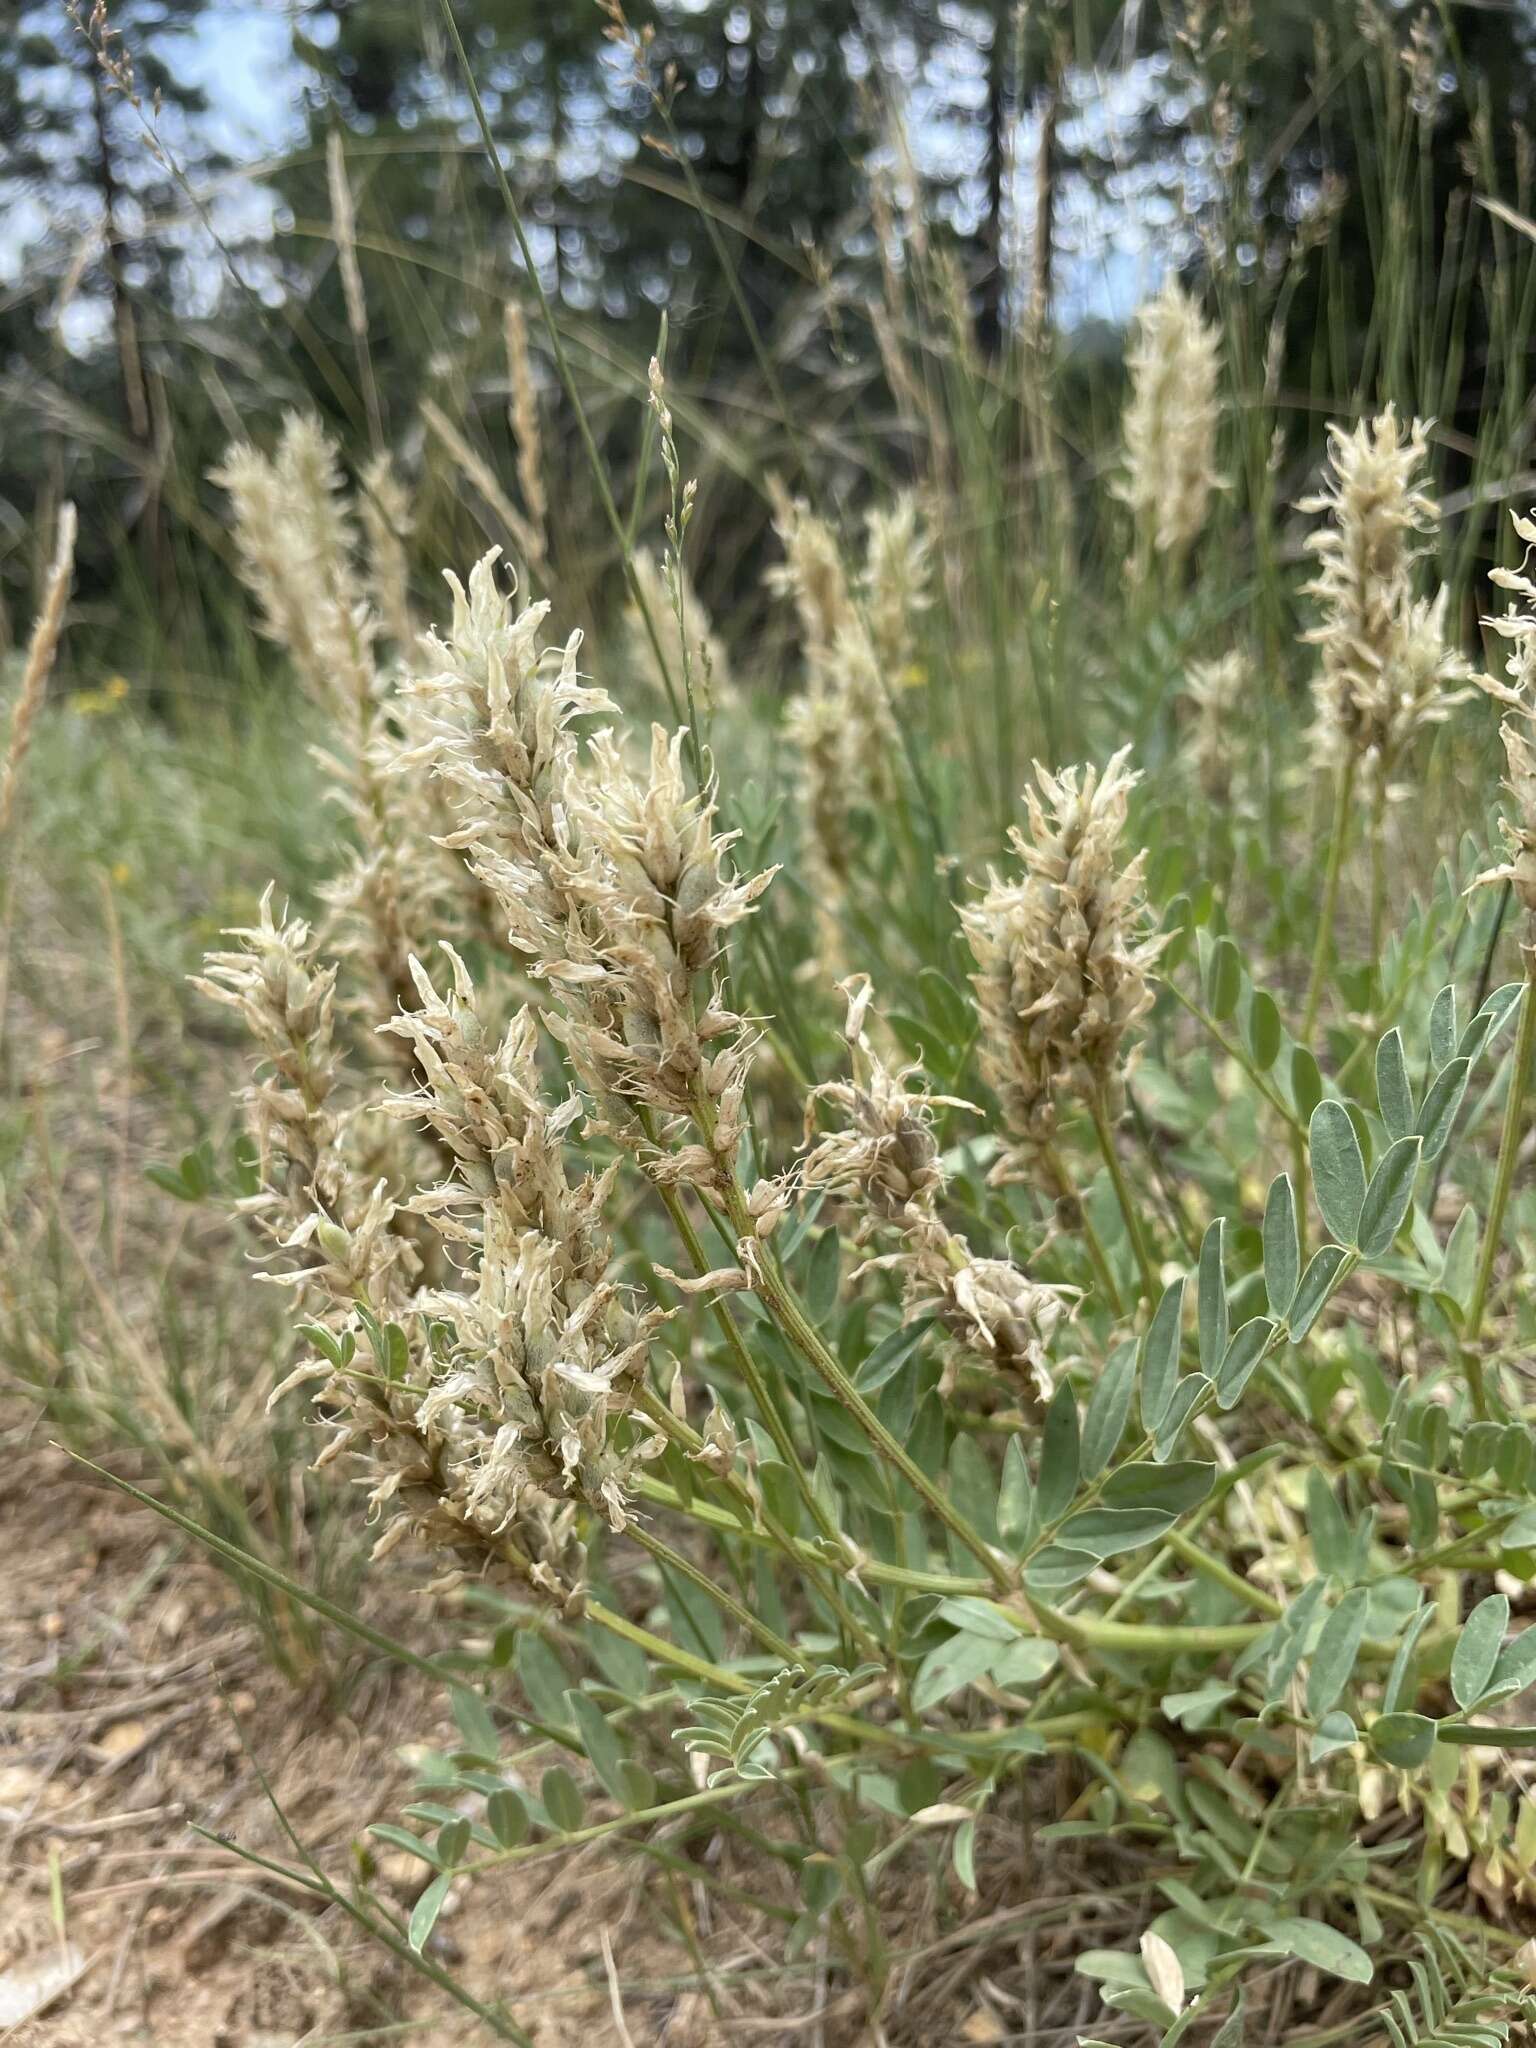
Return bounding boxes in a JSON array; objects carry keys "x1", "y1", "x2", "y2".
[{"x1": 151, "y1": 374, "x2": 1536, "y2": 2041}]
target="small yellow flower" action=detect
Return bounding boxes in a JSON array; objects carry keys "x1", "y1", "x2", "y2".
[
  {"x1": 75, "y1": 675, "x2": 130, "y2": 717},
  {"x1": 111, "y1": 860, "x2": 131, "y2": 886}
]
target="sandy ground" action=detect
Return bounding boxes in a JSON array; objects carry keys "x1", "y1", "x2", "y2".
[{"x1": 0, "y1": 1436, "x2": 722, "y2": 2047}]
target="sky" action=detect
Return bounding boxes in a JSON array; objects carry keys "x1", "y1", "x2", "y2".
[{"x1": 7, "y1": 1, "x2": 1166, "y2": 339}]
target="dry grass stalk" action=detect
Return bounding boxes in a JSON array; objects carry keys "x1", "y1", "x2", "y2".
[
  {"x1": 503, "y1": 298, "x2": 550, "y2": 578},
  {"x1": 0, "y1": 503, "x2": 78, "y2": 840}
]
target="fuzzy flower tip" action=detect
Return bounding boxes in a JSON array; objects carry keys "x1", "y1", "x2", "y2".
[
  {"x1": 1115, "y1": 276, "x2": 1224, "y2": 564},
  {"x1": 962, "y1": 749, "x2": 1161, "y2": 1161}
]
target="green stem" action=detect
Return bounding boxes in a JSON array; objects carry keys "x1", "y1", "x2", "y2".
[
  {"x1": 1303, "y1": 751, "x2": 1357, "y2": 1043},
  {"x1": 1165, "y1": 979, "x2": 1304, "y2": 1136},
  {"x1": 651, "y1": 1177, "x2": 843, "y2": 1556},
  {"x1": 1088, "y1": 1092, "x2": 1159, "y2": 1302},
  {"x1": 625, "y1": 1524, "x2": 802, "y2": 1666},
  {"x1": 633, "y1": 1476, "x2": 993, "y2": 1595},
  {"x1": 746, "y1": 1237, "x2": 1012, "y2": 1590},
  {"x1": 1042, "y1": 1140, "x2": 1126, "y2": 1315},
  {"x1": 1369, "y1": 777, "x2": 1388, "y2": 969},
  {"x1": 629, "y1": 1387, "x2": 885, "y2": 1662}
]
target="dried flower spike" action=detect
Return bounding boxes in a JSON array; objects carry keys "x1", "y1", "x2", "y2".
[
  {"x1": 962, "y1": 749, "x2": 1161, "y2": 1163},
  {"x1": 805, "y1": 977, "x2": 1073, "y2": 1403},
  {"x1": 1115, "y1": 276, "x2": 1224, "y2": 568},
  {"x1": 1303, "y1": 407, "x2": 1468, "y2": 788}
]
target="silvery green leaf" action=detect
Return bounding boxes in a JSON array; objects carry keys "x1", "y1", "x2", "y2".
[
  {"x1": 1154, "y1": 1375, "x2": 1209, "y2": 1458},
  {"x1": 1263, "y1": 1173, "x2": 1300, "y2": 1319},
  {"x1": 1036, "y1": 1380, "x2": 1081, "y2": 1525},
  {"x1": 1415, "y1": 1056, "x2": 1469, "y2": 1163},
  {"x1": 1309, "y1": 1101, "x2": 1366, "y2": 1245},
  {"x1": 1207, "y1": 936, "x2": 1241, "y2": 1020},
  {"x1": 1057, "y1": 1505, "x2": 1178, "y2": 1556},
  {"x1": 1261, "y1": 1916, "x2": 1372, "y2": 1984},
  {"x1": 1429, "y1": 983, "x2": 1459, "y2": 1069},
  {"x1": 408, "y1": 1871, "x2": 452, "y2": 1953},
  {"x1": 1451, "y1": 1593, "x2": 1509, "y2": 1710},
  {"x1": 1305, "y1": 1588, "x2": 1369, "y2": 1719},
  {"x1": 1290, "y1": 1046, "x2": 1324, "y2": 1123},
  {"x1": 1024, "y1": 1545, "x2": 1099, "y2": 1592},
  {"x1": 1309, "y1": 1710, "x2": 1357, "y2": 1761},
  {"x1": 1140, "y1": 1275, "x2": 1186, "y2": 1432},
  {"x1": 1375, "y1": 1029, "x2": 1414, "y2": 1140},
  {"x1": 997, "y1": 1435, "x2": 1034, "y2": 1551},
  {"x1": 486, "y1": 1787, "x2": 528, "y2": 1847},
  {"x1": 988, "y1": 1637, "x2": 1059, "y2": 1687},
  {"x1": 541, "y1": 1765, "x2": 584, "y2": 1833},
  {"x1": 1370, "y1": 1712, "x2": 1437, "y2": 1768},
  {"x1": 1197, "y1": 1218, "x2": 1228, "y2": 1375},
  {"x1": 1215, "y1": 1317, "x2": 1275, "y2": 1408},
  {"x1": 1080, "y1": 1341, "x2": 1136, "y2": 1480},
  {"x1": 912, "y1": 1630, "x2": 1000, "y2": 1711},
  {"x1": 1357, "y1": 1135, "x2": 1422, "y2": 1259},
  {"x1": 1289, "y1": 1245, "x2": 1346, "y2": 1340},
  {"x1": 1440, "y1": 1203, "x2": 1478, "y2": 1312},
  {"x1": 1459, "y1": 981, "x2": 1523, "y2": 1062},
  {"x1": 1243, "y1": 988, "x2": 1282, "y2": 1070}
]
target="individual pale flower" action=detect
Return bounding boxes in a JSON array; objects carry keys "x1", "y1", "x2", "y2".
[
  {"x1": 803, "y1": 976, "x2": 954, "y2": 1224},
  {"x1": 962, "y1": 749, "x2": 1161, "y2": 1161},
  {"x1": 1115, "y1": 276, "x2": 1225, "y2": 566},
  {"x1": 193, "y1": 888, "x2": 351, "y2": 1227},
  {"x1": 550, "y1": 725, "x2": 775, "y2": 1149}
]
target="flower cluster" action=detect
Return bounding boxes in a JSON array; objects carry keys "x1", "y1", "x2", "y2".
[
  {"x1": 403, "y1": 551, "x2": 774, "y2": 1185},
  {"x1": 214, "y1": 418, "x2": 448, "y2": 1054},
  {"x1": 1183, "y1": 650, "x2": 1250, "y2": 805},
  {"x1": 205, "y1": 910, "x2": 663, "y2": 1609},
  {"x1": 1302, "y1": 407, "x2": 1470, "y2": 789},
  {"x1": 962, "y1": 750, "x2": 1161, "y2": 1162},
  {"x1": 1115, "y1": 276, "x2": 1224, "y2": 566},
  {"x1": 804, "y1": 978, "x2": 1073, "y2": 1403},
  {"x1": 1476, "y1": 508, "x2": 1536, "y2": 917},
  {"x1": 770, "y1": 488, "x2": 928, "y2": 973}
]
